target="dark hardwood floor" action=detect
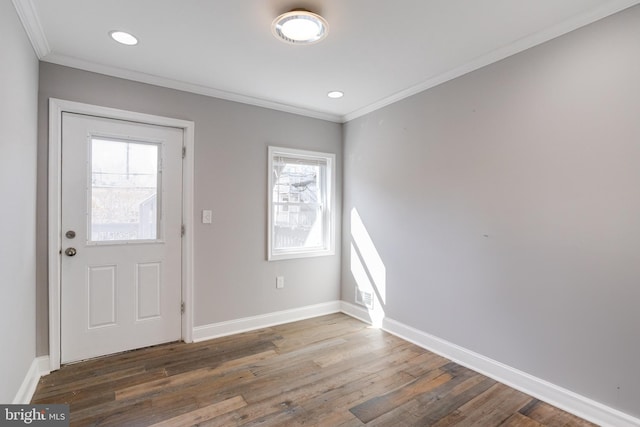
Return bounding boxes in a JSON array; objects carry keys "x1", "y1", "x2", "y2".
[{"x1": 32, "y1": 313, "x2": 596, "y2": 426}]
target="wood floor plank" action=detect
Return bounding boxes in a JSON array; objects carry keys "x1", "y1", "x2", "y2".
[
  {"x1": 114, "y1": 349, "x2": 274, "y2": 401},
  {"x1": 519, "y1": 399, "x2": 598, "y2": 426},
  {"x1": 363, "y1": 367, "x2": 496, "y2": 426},
  {"x1": 203, "y1": 348, "x2": 420, "y2": 426},
  {"x1": 70, "y1": 399, "x2": 153, "y2": 427},
  {"x1": 501, "y1": 412, "x2": 546, "y2": 427},
  {"x1": 115, "y1": 366, "x2": 214, "y2": 400},
  {"x1": 33, "y1": 365, "x2": 148, "y2": 397},
  {"x1": 242, "y1": 341, "x2": 422, "y2": 406},
  {"x1": 30, "y1": 313, "x2": 597, "y2": 427},
  {"x1": 198, "y1": 334, "x2": 418, "y2": 426},
  {"x1": 349, "y1": 369, "x2": 453, "y2": 423},
  {"x1": 362, "y1": 399, "x2": 424, "y2": 426},
  {"x1": 115, "y1": 367, "x2": 256, "y2": 401},
  {"x1": 413, "y1": 373, "x2": 497, "y2": 424},
  {"x1": 432, "y1": 383, "x2": 532, "y2": 426},
  {"x1": 160, "y1": 340, "x2": 278, "y2": 376},
  {"x1": 74, "y1": 376, "x2": 247, "y2": 426},
  {"x1": 300, "y1": 352, "x2": 421, "y2": 411},
  {"x1": 312, "y1": 331, "x2": 399, "y2": 368},
  {"x1": 149, "y1": 395, "x2": 247, "y2": 427}
]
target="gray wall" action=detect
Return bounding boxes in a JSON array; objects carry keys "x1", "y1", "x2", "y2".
[
  {"x1": 0, "y1": 0, "x2": 39, "y2": 403},
  {"x1": 37, "y1": 63, "x2": 342, "y2": 355},
  {"x1": 342, "y1": 5, "x2": 640, "y2": 418}
]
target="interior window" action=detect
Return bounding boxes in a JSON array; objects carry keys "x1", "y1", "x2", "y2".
[{"x1": 268, "y1": 146, "x2": 335, "y2": 260}]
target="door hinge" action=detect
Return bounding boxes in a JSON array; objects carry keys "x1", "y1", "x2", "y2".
[
  {"x1": 182, "y1": 146, "x2": 186, "y2": 159},
  {"x1": 181, "y1": 302, "x2": 185, "y2": 314},
  {"x1": 181, "y1": 224, "x2": 185, "y2": 236}
]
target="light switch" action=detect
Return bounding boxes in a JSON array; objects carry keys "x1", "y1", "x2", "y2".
[{"x1": 202, "y1": 210, "x2": 212, "y2": 224}]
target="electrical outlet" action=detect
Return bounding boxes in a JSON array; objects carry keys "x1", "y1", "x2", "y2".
[
  {"x1": 202, "y1": 210, "x2": 212, "y2": 224},
  {"x1": 276, "y1": 276, "x2": 285, "y2": 289}
]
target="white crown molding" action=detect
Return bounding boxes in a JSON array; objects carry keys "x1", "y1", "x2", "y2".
[
  {"x1": 15, "y1": 0, "x2": 640, "y2": 124},
  {"x1": 41, "y1": 53, "x2": 343, "y2": 123},
  {"x1": 340, "y1": 302, "x2": 640, "y2": 427},
  {"x1": 11, "y1": 0, "x2": 50, "y2": 58},
  {"x1": 343, "y1": 0, "x2": 640, "y2": 122}
]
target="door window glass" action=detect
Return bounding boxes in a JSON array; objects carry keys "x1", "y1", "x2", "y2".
[{"x1": 90, "y1": 138, "x2": 160, "y2": 242}]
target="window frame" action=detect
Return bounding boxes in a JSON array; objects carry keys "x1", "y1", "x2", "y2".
[
  {"x1": 87, "y1": 135, "x2": 165, "y2": 246},
  {"x1": 267, "y1": 146, "x2": 336, "y2": 261}
]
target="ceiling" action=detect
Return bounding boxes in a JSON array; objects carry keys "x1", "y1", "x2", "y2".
[{"x1": 14, "y1": 0, "x2": 640, "y2": 122}]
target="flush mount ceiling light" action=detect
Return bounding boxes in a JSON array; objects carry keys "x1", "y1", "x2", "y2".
[
  {"x1": 327, "y1": 91, "x2": 344, "y2": 99},
  {"x1": 272, "y1": 10, "x2": 328, "y2": 45},
  {"x1": 109, "y1": 30, "x2": 138, "y2": 46}
]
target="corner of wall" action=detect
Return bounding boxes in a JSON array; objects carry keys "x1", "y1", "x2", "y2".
[
  {"x1": 338, "y1": 302, "x2": 640, "y2": 427},
  {"x1": 13, "y1": 356, "x2": 50, "y2": 404}
]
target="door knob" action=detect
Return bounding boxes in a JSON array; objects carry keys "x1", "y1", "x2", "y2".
[{"x1": 65, "y1": 247, "x2": 77, "y2": 257}]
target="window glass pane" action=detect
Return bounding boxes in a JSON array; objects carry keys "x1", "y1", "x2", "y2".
[
  {"x1": 273, "y1": 204, "x2": 323, "y2": 250},
  {"x1": 272, "y1": 156, "x2": 324, "y2": 252},
  {"x1": 273, "y1": 160, "x2": 322, "y2": 203},
  {"x1": 269, "y1": 147, "x2": 334, "y2": 260},
  {"x1": 90, "y1": 138, "x2": 160, "y2": 242}
]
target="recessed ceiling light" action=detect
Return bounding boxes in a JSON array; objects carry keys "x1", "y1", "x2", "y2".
[
  {"x1": 109, "y1": 30, "x2": 138, "y2": 46},
  {"x1": 327, "y1": 91, "x2": 344, "y2": 99},
  {"x1": 272, "y1": 10, "x2": 328, "y2": 45}
]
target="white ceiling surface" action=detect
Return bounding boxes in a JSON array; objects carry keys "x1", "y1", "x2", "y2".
[{"x1": 15, "y1": 0, "x2": 640, "y2": 122}]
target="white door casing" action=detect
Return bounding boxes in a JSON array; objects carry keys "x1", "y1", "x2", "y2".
[{"x1": 49, "y1": 99, "x2": 195, "y2": 370}]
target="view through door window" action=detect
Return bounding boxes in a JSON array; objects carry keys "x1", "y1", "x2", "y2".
[{"x1": 90, "y1": 138, "x2": 161, "y2": 242}]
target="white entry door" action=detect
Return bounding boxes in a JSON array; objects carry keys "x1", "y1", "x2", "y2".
[{"x1": 61, "y1": 112, "x2": 183, "y2": 364}]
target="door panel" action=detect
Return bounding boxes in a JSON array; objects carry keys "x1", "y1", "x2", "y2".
[
  {"x1": 87, "y1": 265, "x2": 117, "y2": 328},
  {"x1": 136, "y1": 262, "x2": 162, "y2": 320},
  {"x1": 61, "y1": 112, "x2": 183, "y2": 364}
]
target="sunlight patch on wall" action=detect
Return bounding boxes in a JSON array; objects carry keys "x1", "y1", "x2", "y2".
[
  {"x1": 350, "y1": 208, "x2": 386, "y2": 327},
  {"x1": 351, "y1": 208, "x2": 386, "y2": 302}
]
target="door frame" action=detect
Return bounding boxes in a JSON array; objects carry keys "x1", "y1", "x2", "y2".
[{"x1": 48, "y1": 98, "x2": 195, "y2": 371}]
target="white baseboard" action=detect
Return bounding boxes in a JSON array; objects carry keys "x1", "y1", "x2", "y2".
[
  {"x1": 340, "y1": 301, "x2": 640, "y2": 427},
  {"x1": 192, "y1": 301, "x2": 342, "y2": 342},
  {"x1": 13, "y1": 356, "x2": 50, "y2": 404}
]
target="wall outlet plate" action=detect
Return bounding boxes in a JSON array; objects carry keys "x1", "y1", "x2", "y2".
[
  {"x1": 202, "y1": 210, "x2": 212, "y2": 224},
  {"x1": 276, "y1": 276, "x2": 285, "y2": 289}
]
